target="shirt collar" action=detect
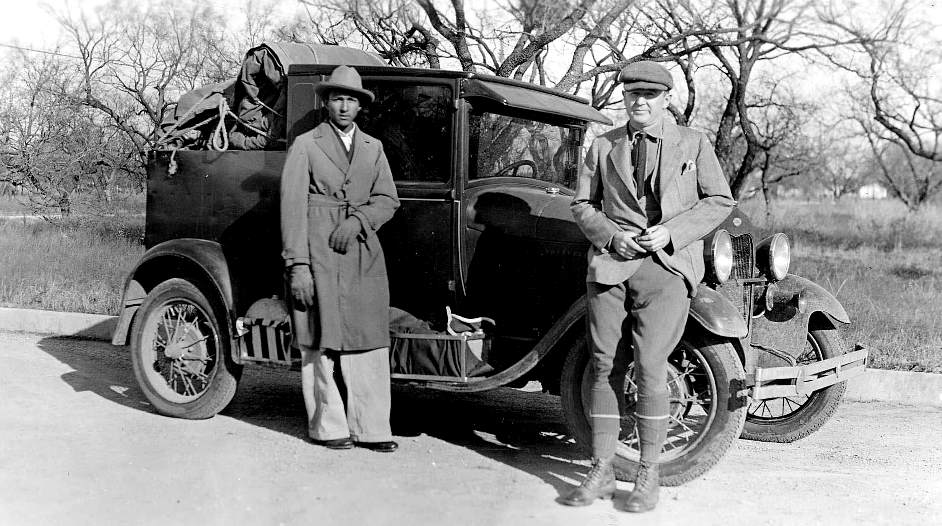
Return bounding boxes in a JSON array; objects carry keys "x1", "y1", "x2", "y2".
[
  {"x1": 329, "y1": 121, "x2": 357, "y2": 139},
  {"x1": 627, "y1": 118, "x2": 663, "y2": 140}
]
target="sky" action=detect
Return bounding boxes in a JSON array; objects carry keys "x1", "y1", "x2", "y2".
[
  {"x1": 2, "y1": 0, "x2": 113, "y2": 48},
  {"x1": 0, "y1": 0, "x2": 301, "y2": 49},
  {"x1": 3, "y1": 0, "x2": 941, "y2": 57}
]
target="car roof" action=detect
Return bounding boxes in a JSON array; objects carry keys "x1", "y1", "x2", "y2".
[{"x1": 289, "y1": 63, "x2": 612, "y2": 125}]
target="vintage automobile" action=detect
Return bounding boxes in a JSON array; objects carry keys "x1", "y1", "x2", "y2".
[{"x1": 112, "y1": 44, "x2": 867, "y2": 486}]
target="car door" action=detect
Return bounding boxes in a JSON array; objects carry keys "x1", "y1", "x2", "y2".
[
  {"x1": 358, "y1": 78, "x2": 460, "y2": 328},
  {"x1": 458, "y1": 104, "x2": 589, "y2": 365}
]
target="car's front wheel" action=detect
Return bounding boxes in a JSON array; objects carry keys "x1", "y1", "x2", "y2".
[
  {"x1": 130, "y1": 278, "x2": 241, "y2": 419},
  {"x1": 560, "y1": 333, "x2": 747, "y2": 486}
]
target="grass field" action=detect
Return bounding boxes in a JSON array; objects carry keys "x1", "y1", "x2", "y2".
[
  {"x1": 740, "y1": 198, "x2": 942, "y2": 373},
  {"x1": 0, "y1": 194, "x2": 938, "y2": 372},
  {"x1": 0, "y1": 212, "x2": 144, "y2": 316}
]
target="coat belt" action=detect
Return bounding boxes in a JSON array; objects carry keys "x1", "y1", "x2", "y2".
[{"x1": 307, "y1": 193, "x2": 365, "y2": 217}]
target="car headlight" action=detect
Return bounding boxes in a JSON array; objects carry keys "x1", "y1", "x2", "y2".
[
  {"x1": 756, "y1": 233, "x2": 790, "y2": 281},
  {"x1": 708, "y1": 229, "x2": 733, "y2": 284}
]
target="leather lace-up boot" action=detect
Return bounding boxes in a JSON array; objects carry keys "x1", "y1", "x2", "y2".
[
  {"x1": 559, "y1": 457, "x2": 616, "y2": 506},
  {"x1": 620, "y1": 461, "x2": 660, "y2": 513}
]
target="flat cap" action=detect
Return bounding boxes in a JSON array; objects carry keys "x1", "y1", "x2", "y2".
[{"x1": 618, "y1": 61, "x2": 673, "y2": 91}]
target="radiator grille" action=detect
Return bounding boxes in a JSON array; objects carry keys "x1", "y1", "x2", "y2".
[
  {"x1": 731, "y1": 233, "x2": 755, "y2": 280},
  {"x1": 719, "y1": 233, "x2": 757, "y2": 324}
]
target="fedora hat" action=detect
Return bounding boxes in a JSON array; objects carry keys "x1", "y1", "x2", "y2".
[{"x1": 314, "y1": 65, "x2": 375, "y2": 104}]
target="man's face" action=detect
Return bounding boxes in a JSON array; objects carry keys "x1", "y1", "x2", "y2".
[
  {"x1": 623, "y1": 88, "x2": 671, "y2": 128},
  {"x1": 326, "y1": 91, "x2": 361, "y2": 131}
]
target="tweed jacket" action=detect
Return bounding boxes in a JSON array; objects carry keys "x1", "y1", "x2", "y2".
[
  {"x1": 571, "y1": 120, "x2": 735, "y2": 295},
  {"x1": 281, "y1": 121, "x2": 400, "y2": 350}
]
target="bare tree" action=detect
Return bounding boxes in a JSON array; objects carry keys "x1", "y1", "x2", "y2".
[
  {"x1": 0, "y1": 49, "x2": 131, "y2": 216},
  {"x1": 748, "y1": 85, "x2": 816, "y2": 222},
  {"x1": 636, "y1": 0, "x2": 878, "y2": 199},
  {"x1": 811, "y1": 138, "x2": 867, "y2": 202},
  {"x1": 821, "y1": 1, "x2": 941, "y2": 161},
  {"x1": 56, "y1": 0, "x2": 235, "y2": 179},
  {"x1": 861, "y1": 131, "x2": 942, "y2": 211},
  {"x1": 820, "y1": 0, "x2": 942, "y2": 208}
]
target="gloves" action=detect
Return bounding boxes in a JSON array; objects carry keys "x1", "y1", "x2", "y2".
[
  {"x1": 289, "y1": 265, "x2": 315, "y2": 309},
  {"x1": 329, "y1": 217, "x2": 363, "y2": 254}
]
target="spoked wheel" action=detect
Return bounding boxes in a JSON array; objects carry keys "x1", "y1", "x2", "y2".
[
  {"x1": 130, "y1": 279, "x2": 241, "y2": 419},
  {"x1": 561, "y1": 334, "x2": 747, "y2": 486},
  {"x1": 741, "y1": 329, "x2": 847, "y2": 443},
  {"x1": 617, "y1": 351, "x2": 709, "y2": 461}
]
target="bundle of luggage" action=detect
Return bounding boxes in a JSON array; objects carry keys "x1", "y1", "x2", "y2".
[{"x1": 158, "y1": 42, "x2": 321, "y2": 151}]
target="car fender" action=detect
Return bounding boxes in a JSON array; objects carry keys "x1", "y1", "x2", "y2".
[
  {"x1": 689, "y1": 285, "x2": 749, "y2": 338},
  {"x1": 750, "y1": 273, "x2": 849, "y2": 363},
  {"x1": 111, "y1": 239, "x2": 234, "y2": 346}
]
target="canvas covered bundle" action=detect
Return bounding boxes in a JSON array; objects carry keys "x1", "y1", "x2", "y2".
[{"x1": 159, "y1": 42, "x2": 323, "y2": 151}]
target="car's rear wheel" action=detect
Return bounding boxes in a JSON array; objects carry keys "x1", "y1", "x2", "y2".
[
  {"x1": 130, "y1": 278, "x2": 241, "y2": 419},
  {"x1": 742, "y1": 329, "x2": 846, "y2": 443},
  {"x1": 560, "y1": 333, "x2": 747, "y2": 486}
]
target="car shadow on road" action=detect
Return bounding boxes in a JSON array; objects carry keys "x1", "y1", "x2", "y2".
[
  {"x1": 229, "y1": 369, "x2": 597, "y2": 500},
  {"x1": 388, "y1": 385, "x2": 603, "y2": 501},
  {"x1": 35, "y1": 335, "x2": 600, "y2": 501},
  {"x1": 36, "y1": 335, "x2": 156, "y2": 413}
]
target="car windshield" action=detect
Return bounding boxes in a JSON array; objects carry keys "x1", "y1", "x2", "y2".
[{"x1": 468, "y1": 109, "x2": 582, "y2": 190}]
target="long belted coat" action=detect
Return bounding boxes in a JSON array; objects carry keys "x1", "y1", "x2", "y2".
[
  {"x1": 571, "y1": 121, "x2": 735, "y2": 295},
  {"x1": 280, "y1": 121, "x2": 400, "y2": 351}
]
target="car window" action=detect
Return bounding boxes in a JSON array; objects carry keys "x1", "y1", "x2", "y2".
[
  {"x1": 468, "y1": 109, "x2": 581, "y2": 190},
  {"x1": 358, "y1": 82, "x2": 453, "y2": 184}
]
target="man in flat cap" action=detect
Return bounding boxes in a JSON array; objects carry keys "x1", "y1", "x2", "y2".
[
  {"x1": 563, "y1": 61, "x2": 734, "y2": 511},
  {"x1": 281, "y1": 64, "x2": 400, "y2": 453}
]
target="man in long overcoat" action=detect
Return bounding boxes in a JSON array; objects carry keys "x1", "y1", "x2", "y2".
[
  {"x1": 563, "y1": 61, "x2": 735, "y2": 511},
  {"x1": 280, "y1": 65, "x2": 400, "y2": 452}
]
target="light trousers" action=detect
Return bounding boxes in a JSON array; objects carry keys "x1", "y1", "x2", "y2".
[{"x1": 301, "y1": 346, "x2": 393, "y2": 443}]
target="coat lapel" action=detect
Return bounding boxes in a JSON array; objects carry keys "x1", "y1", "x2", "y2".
[
  {"x1": 607, "y1": 129, "x2": 641, "y2": 200},
  {"x1": 312, "y1": 122, "x2": 351, "y2": 174},
  {"x1": 657, "y1": 122, "x2": 684, "y2": 197},
  {"x1": 346, "y1": 129, "x2": 373, "y2": 185}
]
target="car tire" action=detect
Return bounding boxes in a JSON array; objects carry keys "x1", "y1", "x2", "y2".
[
  {"x1": 130, "y1": 278, "x2": 241, "y2": 419},
  {"x1": 560, "y1": 333, "x2": 747, "y2": 487},
  {"x1": 741, "y1": 329, "x2": 847, "y2": 443}
]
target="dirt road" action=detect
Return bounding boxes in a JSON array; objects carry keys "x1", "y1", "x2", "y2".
[{"x1": 1, "y1": 331, "x2": 939, "y2": 526}]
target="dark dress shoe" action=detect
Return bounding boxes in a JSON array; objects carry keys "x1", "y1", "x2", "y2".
[
  {"x1": 356, "y1": 440, "x2": 398, "y2": 453},
  {"x1": 619, "y1": 462, "x2": 659, "y2": 513},
  {"x1": 312, "y1": 437, "x2": 354, "y2": 450},
  {"x1": 559, "y1": 457, "x2": 616, "y2": 506}
]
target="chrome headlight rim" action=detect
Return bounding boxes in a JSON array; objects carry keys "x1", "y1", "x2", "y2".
[
  {"x1": 710, "y1": 229, "x2": 734, "y2": 284},
  {"x1": 757, "y1": 233, "x2": 790, "y2": 281}
]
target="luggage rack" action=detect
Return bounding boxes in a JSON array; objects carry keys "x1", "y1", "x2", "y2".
[
  {"x1": 236, "y1": 316, "x2": 298, "y2": 366},
  {"x1": 389, "y1": 331, "x2": 491, "y2": 383}
]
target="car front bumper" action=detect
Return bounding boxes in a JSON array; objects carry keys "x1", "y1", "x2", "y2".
[{"x1": 750, "y1": 346, "x2": 869, "y2": 400}]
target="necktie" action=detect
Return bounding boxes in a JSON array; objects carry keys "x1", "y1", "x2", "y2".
[{"x1": 632, "y1": 131, "x2": 647, "y2": 199}]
